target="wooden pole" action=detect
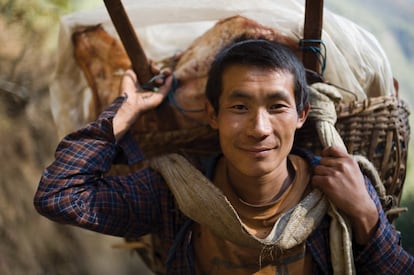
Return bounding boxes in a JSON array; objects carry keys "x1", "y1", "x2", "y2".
[
  {"x1": 103, "y1": 0, "x2": 153, "y2": 86},
  {"x1": 303, "y1": 0, "x2": 324, "y2": 76}
]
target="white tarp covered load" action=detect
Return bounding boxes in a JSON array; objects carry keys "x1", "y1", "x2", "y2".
[{"x1": 50, "y1": 0, "x2": 395, "y2": 138}]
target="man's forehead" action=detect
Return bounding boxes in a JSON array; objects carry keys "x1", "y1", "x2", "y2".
[
  {"x1": 221, "y1": 64, "x2": 293, "y2": 80},
  {"x1": 221, "y1": 66, "x2": 294, "y2": 91}
]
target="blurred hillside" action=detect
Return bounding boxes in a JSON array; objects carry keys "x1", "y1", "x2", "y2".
[
  {"x1": 0, "y1": 1, "x2": 151, "y2": 274},
  {"x1": 325, "y1": 0, "x2": 414, "y2": 254},
  {"x1": 326, "y1": 0, "x2": 414, "y2": 105},
  {"x1": 0, "y1": 1, "x2": 413, "y2": 274}
]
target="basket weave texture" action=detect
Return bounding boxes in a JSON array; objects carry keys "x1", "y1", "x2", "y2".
[
  {"x1": 295, "y1": 95, "x2": 410, "y2": 221},
  {"x1": 71, "y1": 24, "x2": 410, "y2": 222},
  {"x1": 130, "y1": 95, "x2": 411, "y2": 222}
]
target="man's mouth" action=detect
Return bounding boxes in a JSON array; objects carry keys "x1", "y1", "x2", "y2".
[
  {"x1": 239, "y1": 146, "x2": 276, "y2": 157},
  {"x1": 244, "y1": 147, "x2": 272, "y2": 152}
]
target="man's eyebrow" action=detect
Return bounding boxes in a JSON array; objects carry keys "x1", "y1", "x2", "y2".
[
  {"x1": 228, "y1": 89, "x2": 291, "y2": 101},
  {"x1": 266, "y1": 90, "x2": 291, "y2": 101},
  {"x1": 227, "y1": 90, "x2": 252, "y2": 100}
]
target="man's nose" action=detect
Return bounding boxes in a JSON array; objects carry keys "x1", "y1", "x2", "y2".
[{"x1": 247, "y1": 109, "x2": 273, "y2": 138}]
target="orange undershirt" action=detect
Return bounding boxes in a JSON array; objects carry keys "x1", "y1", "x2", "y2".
[{"x1": 193, "y1": 155, "x2": 313, "y2": 275}]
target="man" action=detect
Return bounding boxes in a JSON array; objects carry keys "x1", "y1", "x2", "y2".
[{"x1": 34, "y1": 39, "x2": 413, "y2": 274}]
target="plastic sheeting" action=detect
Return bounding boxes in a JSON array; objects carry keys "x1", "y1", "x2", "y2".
[{"x1": 50, "y1": 0, "x2": 395, "y2": 138}]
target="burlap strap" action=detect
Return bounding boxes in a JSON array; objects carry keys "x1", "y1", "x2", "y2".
[
  {"x1": 309, "y1": 82, "x2": 388, "y2": 275},
  {"x1": 308, "y1": 83, "x2": 355, "y2": 274},
  {"x1": 149, "y1": 153, "x2": 328, "y2": 250}
]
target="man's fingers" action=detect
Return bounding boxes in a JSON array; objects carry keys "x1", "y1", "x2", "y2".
[
  {"x1": 157, "y1": 75, "x2": 173, "y2": 97},
  {"x1": 321, "y1": 145, "x2": 348, "y2": 158},
  {"x1": 121, "y1": 69, "x2": 140, "y2": 95},
  {"x1": 123, "y1": 69, "x2": 137, "y2": 83},
  {"x1": 313, "y1": 164, "x2": 334, "y2": 176},
  {"x1": 140, "y1": 75, "x2": 172, "y2": 108},
  {"x1": 149, "y1": 60, "x2": 160, "y2": 75}
]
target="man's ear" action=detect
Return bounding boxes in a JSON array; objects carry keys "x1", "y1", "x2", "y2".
[
  {"x1": 206, "y1": 101, "x2": 218, "y2": 129},
  {"x1": 296, "y1": 102, "x2": 310, "y2": 129}
]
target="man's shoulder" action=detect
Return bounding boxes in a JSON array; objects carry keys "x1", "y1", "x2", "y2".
[
  {"x1": 184, "y1": 153, "x2": 222, "y2": 180},
  {"x1": 290, "y1": 147, "x2": 321, "y2": 168}
]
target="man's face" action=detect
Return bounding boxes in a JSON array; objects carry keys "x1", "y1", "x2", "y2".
[{"x1": 207, "y1": 65, "x2": 308, "y2": 178}]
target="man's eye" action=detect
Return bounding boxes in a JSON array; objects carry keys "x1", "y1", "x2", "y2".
[
  {"x1": 231, "y1": 105, "x2": 247, "y2": 110},
  {"x1": 270, "y1": 104, "x2": 286, "y2": 110}
]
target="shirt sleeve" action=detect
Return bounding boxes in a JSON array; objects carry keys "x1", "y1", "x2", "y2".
[
  {"x1": 34, "y1": 96, "x2": 164, "y2": 238},
  {"x1": 354, "y1": 178, "x2": 414, "y2": 274}
]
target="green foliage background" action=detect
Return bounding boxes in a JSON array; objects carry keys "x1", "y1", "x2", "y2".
[
  {"x1": 326, "y1": 0, "x2": 414, "y2": 255},
  {"x1": 0, "y1": 1, "x2": 412, "y2": 274}
]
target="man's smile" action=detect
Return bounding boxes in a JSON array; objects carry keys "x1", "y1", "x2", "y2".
[{"x1": 237, "y1": 145, "x2": 277, "y2": 158}]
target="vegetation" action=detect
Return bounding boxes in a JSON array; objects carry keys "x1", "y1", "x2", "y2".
[
  {"x1": 0, "y1": 1, "x2": 412, "y2": 274},
  {"x1": 325, "y1": 0, "x2": 414, "y2": 105},
  {"x1": 0, "y1": 1, "x2": 147, "y2": 274},
  {"x1": 326, "y1": 0, "x2": 414, "y2": 254}
]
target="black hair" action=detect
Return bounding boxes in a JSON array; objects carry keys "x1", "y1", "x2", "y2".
[{"x1": 205, "y1": 38, "x2": 309, "y2": 114}]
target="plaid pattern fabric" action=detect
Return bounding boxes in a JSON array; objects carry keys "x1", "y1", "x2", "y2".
[{"x1": 34, "y1": 97, "x2": 414, "y2": 274}]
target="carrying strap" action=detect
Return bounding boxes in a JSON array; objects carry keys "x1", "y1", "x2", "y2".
[
  {"x1": 150, "y1": 153, "x2": 332, "y2": 274},
  {"x1": 150, "y1": 153, "x2": 329, "y2": 250},
  {"x1": 309, "y1": 83, "x2": 355, "y2": 274},
  {"x1": 150, "y1": 148, "x2": 357, "y2": 275}
]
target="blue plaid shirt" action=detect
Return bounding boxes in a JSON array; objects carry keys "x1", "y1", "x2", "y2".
[{"x1": 34, "y1": 97, "x2": 414, "y2": 274}]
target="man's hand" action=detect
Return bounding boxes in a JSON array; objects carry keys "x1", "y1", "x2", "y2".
[
  {"x1": 113, "y1": 68, "x2": 173, "y2": 141},
  {"x1": 312, "y1": 146, "x2": 379, "y2": 245}
]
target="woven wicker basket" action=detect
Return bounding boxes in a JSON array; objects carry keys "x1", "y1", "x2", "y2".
[
  {"x1": 295, "y1": 95, "x2": 410, "y2": 222},
  {"x1": 72, "y1": 24, "x2": 410, "y2": 222},
  {"x1": 128, "y1": 95, "x2": 410, "y2": 222},
  {"x1": 117, "y1": 95, "x2": 410, "y2": 272}
]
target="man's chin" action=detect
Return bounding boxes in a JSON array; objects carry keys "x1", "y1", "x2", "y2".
[{"x1": 237, "y1": 163, "x2": 273, "y2": 177}]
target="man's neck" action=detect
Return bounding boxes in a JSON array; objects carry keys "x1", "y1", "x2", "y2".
[{"x1": 225, "y1": 159, "x2": 294, "y2": 206}]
